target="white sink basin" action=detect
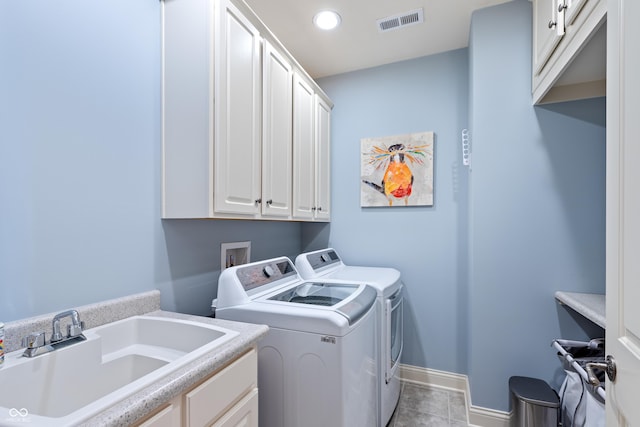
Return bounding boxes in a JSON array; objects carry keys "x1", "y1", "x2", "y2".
[{"x1": 0, "y1": 315, "x2": 239, "y2": 426}]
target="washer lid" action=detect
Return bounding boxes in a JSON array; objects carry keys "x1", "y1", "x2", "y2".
[
  {"x1": 269, "y1": 282, "x2": 356, "y2": 306},
  {"x1": 268, "y1": 282, "x2": 376, "y2": 325},
  {"x1": 324, "y1": 266, "x2": 401, "y2": 290}
]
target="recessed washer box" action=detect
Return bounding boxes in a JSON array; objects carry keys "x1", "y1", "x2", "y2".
[{"x1": 221, "y1": 241, "x2": 251, "y2": 270}]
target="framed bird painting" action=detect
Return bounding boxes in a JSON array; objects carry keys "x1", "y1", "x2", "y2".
[{"x1": 360, "y1": 131, "x2": 434, "y2": 207}]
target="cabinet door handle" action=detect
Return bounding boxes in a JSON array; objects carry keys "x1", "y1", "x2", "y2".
[
  {"x1": 255, "y1": 198, "x2": 262, "y2": 205},
  {"x1": 317, "y1": 207, "x2": 322, "y2": 211},
  {"x1": 548, "y1": 20, "x2": 556, "y2": 29},
  {"x1": 558, "y1": 2, "x2": 567, "y2": 12},
  {"x1": 266, "y1": 199, "x2": 273, "y2": 205},
  {"x1": 312, "y1": 207, "x2": 316, "y2": 211}
]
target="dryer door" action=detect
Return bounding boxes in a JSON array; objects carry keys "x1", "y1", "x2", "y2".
[{"x1": 386, "y1": 286, "x2": 404, "y2": 383}]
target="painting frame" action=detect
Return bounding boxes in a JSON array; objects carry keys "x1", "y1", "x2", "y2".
[{"x1": 360, "y1": 131, "x2": 434, "y2": 207}]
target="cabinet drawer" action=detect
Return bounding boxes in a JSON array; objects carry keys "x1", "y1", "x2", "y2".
[
  {"x1": 136, "y1": 397, "x2": 181, "y2": 427},
  {"x1": 185, "y1": 349, "x2": 257, "y2": 427}
]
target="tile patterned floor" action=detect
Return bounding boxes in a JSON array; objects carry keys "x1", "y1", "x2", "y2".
[{"x1": 387, "y1": 381, "x2": 469, "y2": 427}]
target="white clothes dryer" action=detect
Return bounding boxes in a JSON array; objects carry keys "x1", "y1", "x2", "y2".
[
  {"x1": 295, "y1": 248, "x2": 403, "y2": 427},
  {"x1": 213, "y1": 257, "x2": 378, "y2": 427}
]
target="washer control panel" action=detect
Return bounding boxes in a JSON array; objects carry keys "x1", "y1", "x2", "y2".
[
  {"x1": 305, "y1": 250, "x2": 341, "y2": 271},
  {"x1": 236, "y1": 258, "x2": 297, "y2": 292}
]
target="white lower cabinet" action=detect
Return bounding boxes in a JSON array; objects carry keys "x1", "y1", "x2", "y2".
[
  {"x1": 136, "y1": 348, "x2": 258, "y2": 427},
  {"x1": 211, "y1": 389, "x2": 258, "y2": 427},
  {"x1": 137, "y1": 397, "x2": 182, "y2": 427}
]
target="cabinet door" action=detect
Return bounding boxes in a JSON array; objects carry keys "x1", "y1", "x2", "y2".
[
  {"x1": 214, "y1": 0, "x2": 262, "y2": 215},
  {"x1": 292, "y1": 74, "x2": 316, "y2": 220},
  {"x1": 314, "y1": 96, "x2": 331, "y2": 221},
  {"x1": 533, "y1": 0, "x2": 564, "y2": 75},
  {"x1": 212, "y1": 388, "x2": 258, "y2": 427},
  {"x1": 185, "y1": 349, "x2": 257, "y2": 427},
  {"x1": 564, "y1": 0, "x2": 587, "y2": 26},
  {"x1": 262, "y1": 41, "x2": 293, "y2": 218},
  {"x1": 161, "y1": 0, "x2": 215, "y2": 218}
]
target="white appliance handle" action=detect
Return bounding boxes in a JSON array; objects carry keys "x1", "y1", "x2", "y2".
[{"x1": 386, "y1": 288, "x2": 403, "y2": 383}]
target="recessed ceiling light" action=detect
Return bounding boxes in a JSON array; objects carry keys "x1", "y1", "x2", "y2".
[{"x1": 313, "y1": 10, "x2": 341, "y2": 30}]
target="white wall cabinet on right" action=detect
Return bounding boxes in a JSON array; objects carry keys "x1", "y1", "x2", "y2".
[
  {"x1": 532, "y1": 0, "x2": 606, "y2": 104},
  {"x1": 292, "y1": 74, "x2": 332, "y2": 221}
]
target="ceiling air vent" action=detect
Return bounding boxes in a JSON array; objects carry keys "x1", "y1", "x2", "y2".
[{"x1": 377, "y1": 8, "x2": 424, "y2": 33}]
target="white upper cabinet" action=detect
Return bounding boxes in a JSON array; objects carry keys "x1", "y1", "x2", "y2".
[
  {"x1": 564, "y1": 0, "x2": 588, "y2": 26},
  {"x1": 162, "y1": 0, "x2": 215, "y2": 219},
  {"x1": 533, "y1": 0, "x2": 564, "y2": 77},
  {"x1": 292, "y1": 74, "x2": 332, "y2": 222},
  {"x1": 214, "y1": 0, "x2": 262, "y2": 215},
  {"x1": 292, "y1": 74, "x2": 316, "y2": 220},
  {"x1": 161, "y1": 0, "x2": 332, "y2": 220},
  {"x1": 532, "y1": 0, "x2": 606, "y2": 104},
  {"x1": 262, "y1": 41, "x2": 293, "y2": 218},
  {"x1": 315, "y1": 96, "x2": 331, "y2": 221}
]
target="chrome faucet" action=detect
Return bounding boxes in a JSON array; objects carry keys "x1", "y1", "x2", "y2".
[
  {"x1": 21, "y1": 309, "x2": 86, "y2": 358},
  {"x1": 51, "y1": 309, "x2": 84, "y2": 343}
]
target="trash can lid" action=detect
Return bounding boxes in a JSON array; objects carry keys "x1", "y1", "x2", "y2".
[{"x1": 509, "y1": 376, "x2": 559, "y2": 408}]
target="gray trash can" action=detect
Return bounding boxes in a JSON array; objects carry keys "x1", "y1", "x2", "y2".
[{"x1": 509, "y1": 376, "x2": 559, "y2": 427}]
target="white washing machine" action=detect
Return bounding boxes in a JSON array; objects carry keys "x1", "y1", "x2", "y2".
[
  {"x1": 295, "y1": 248, "x2": 403, "y2": 427},
  {"x1": 213, "y1": 257, "x2": 378, "y2": 427}
]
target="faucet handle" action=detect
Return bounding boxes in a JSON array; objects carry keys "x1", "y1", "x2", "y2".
[
  {"x1": 51, "y1": 329, "x2": 64, "y2": 343},
  {"x1": 67, "y1": 321, "x2": 85, "y2": 338},
  {"x1": 22, "y1": 331, "x2": 46, "y2": 349}
]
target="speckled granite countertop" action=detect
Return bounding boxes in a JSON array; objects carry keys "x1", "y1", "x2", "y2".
[
  {"x1": 2, "y1": 290, "x2": 269, "y2": 427},
  {"x1": 555, "y1": 291, "x2": 605, "y2": 329},
  {"x1": 80, "y1": 311, "x2": 267, "y2": 427}
]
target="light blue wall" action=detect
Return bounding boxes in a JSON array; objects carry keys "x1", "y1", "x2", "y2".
[
  {"x1": 316, "y1": 49, "x2": 472, "y2": 374},
  {"x1": 468, "y1": 0, "x2": 605, "y2": 411},
  {"x1": 0, "y1": 0, "x2": 302, "y2": 322},
  {"x1": 315, "y1": 0, "x2": 605, "y2": 412},
  {"x1": 1, "y1": 0, "x2": 606, "y2": 414}
]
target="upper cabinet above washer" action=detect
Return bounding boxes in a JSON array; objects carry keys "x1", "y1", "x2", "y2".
[
  {"x1": 262, "y1": 41, "x2": 294, "y2": 218},
  {"x1": 213, "y1": 0, "x2": 262, "y2": 216},
  {"x1": 292, "y1": 74, "x2": 331, "y2": 222},
  {"x1": 532, "y1": 0, "x2": 606, "y2": 104},
  {"x1": 161, "y1": 0, "x2": 332, "y2": 220}
]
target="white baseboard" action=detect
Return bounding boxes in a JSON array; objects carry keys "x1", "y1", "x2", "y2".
[
  {"x1": 399, "y1": 364, "x2": 510, "y2": 427},
  {"x1": 468, "y1": 406, "x2": 511, "y2": 427}
]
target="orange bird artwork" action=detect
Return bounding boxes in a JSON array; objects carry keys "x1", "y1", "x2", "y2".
[{"x1": 361, "y1": 133, "x2": 433, "y2": 207}]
